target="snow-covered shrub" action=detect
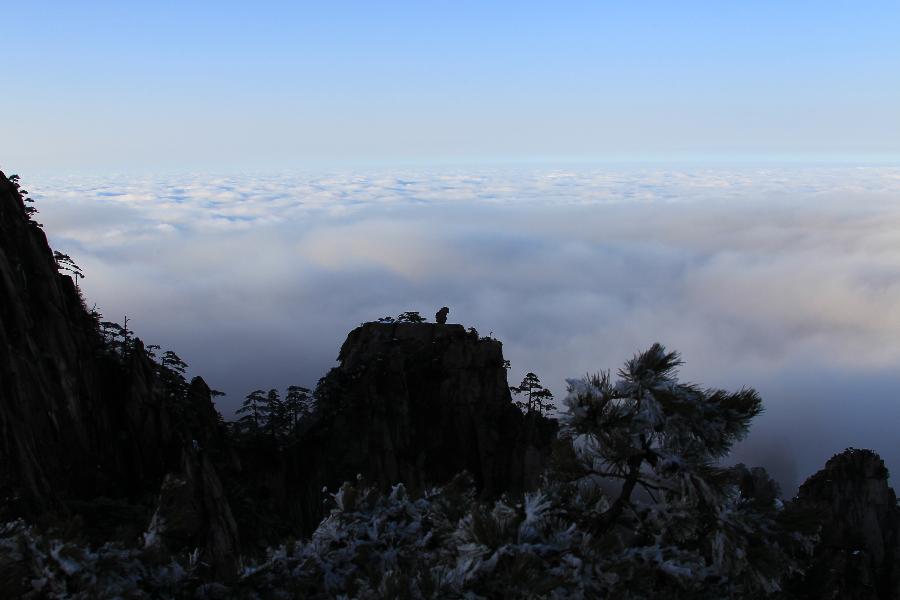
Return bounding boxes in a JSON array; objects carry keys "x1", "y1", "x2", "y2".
[{"x1": 0, "y1": 519, "x2": 197, "y2": 599}]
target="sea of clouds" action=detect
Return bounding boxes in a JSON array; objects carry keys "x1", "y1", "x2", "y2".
[{"x1": 27, "y1": 165, "x2": 900, "y2": 492}]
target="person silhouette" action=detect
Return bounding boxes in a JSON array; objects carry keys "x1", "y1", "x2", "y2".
[{"x1": 435, "y1": 306, "x2": 449, "y2": 324}]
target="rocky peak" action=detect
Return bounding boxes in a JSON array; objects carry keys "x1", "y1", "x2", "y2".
[
  {"x1": 789, "y1": 448, "x2": 900, "y2": 599},
  {"x1": 319, "y1": 321, "x2": 557, "y2": 495},
  {"x1": 233, "y1": 321, "x2": 558, "y2": 540},
  {"x1": 0, "y1": 170, "x2": 239, "y2": 575}
]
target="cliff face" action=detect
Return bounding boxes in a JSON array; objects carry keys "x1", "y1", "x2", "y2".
[
  {"x1": 317, "y1": 322, "x2": 557, "y2": 494},
  {"x1": 236, "y1": 322, "x2": 558, "y2": 539},
  {"x1": 0, "y1": 170, "x2": 238, "y2": 574},
  {"x1": 788, "y1": 449, "x2": 900, "y2": 600},
  {"x1": 1, "y1": 170, "x2": 155, "y2": 505}
]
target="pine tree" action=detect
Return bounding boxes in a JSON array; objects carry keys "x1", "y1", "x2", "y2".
[
  {"x1": 396, "y1": 311, "x2": 425, "y2": 323},
  {"x1": 284, "y1": 385, "x2": 313, "y2": 434},
  {"x1": 237, "y1": 389, "x2": 266, "y2": 434},
  {"x1": 159, "y1": 350, "x2": 189, "y2": 404},
  {"x1": 161, "y1": 350, "x2": 187, "y2": 375},
  {"x1": 510, "y1": 372, "x2": 554, "y2": 415},
  {"x1": 262, "y1": 388, "x2": 285, "y2": 439},
  {"x1": 100, "y1": 321, "x2": 125, "y2": 347},
  {"x1": 555, "y1": 343, "x2": 788, "y2": 594},
  {"x1": 53, "y1": 251, "x2": 85, "y2": 290}
]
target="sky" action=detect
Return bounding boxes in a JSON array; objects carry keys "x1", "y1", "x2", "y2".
[
  {"x1": 2, "y1": 2, "x2": 900, "y2": 171},
  {"x1": 2, "y1": 3, "x2": 900, "y2": 493}
]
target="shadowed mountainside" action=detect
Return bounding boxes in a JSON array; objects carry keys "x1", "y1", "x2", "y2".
[{"x1": 0, "y1": 170, "x2": 241, "y2": 577}]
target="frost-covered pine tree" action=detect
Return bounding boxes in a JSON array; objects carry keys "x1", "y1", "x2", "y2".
[{"x1": 554, "y1": 343, "x2": 792, "y2": 597}]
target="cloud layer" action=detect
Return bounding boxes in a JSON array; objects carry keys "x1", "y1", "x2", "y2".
[{"x1": 28, "y1": 165, "x2": 900, "y2": 492}]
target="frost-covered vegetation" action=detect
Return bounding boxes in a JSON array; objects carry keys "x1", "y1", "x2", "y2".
[{"x1": 0, "y1": 344, "x2": 808, "y2": 598}]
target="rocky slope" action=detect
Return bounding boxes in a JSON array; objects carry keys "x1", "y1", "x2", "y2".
[
  {"x1": 786, "y1": 448, "x2": 900, "y2": 600},
  {"x1": 0, "y1": 170, "x2": 239, "y2": 576}
]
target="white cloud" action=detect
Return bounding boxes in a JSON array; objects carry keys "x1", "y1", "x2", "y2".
[{"x1": 26, "y1": 165, "x2": 900, "y2": 491}]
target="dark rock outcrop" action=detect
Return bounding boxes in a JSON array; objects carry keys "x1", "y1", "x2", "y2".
[
  {"x1": 2, "y1": 169, "x2": 165, "y2": 505},
  {"x1": 236, "y1": 321, "x2": 558, "y2": 539},
  {"x1": 0, "y1": 170, "x2": 239, "y2": 575},
  {"x1": 787, "y1": 448, "x2": 900, "y2": 600},
  {"x1": 148, "y1": 448, "x2": 240, "y2": 580},
  {"x1": 318, "y1": 322, "x2": 556, "y2": 495}
]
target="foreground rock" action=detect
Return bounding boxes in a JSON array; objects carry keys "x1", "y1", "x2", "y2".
[
  {"x1": 147, "y1": 448, "x2": 240, "y2": 580},
  {"x1": 787, "y1": 448, "x2": 900, "y2": 600}
]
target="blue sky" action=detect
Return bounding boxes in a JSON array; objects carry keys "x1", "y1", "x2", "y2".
[{"x1": 3, "y1": 1, "x2": 899, "y2": 171}]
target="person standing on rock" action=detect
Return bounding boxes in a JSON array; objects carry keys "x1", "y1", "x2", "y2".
[{"x1": 435, "y1": 306, "x2": 449, "y2": 324}]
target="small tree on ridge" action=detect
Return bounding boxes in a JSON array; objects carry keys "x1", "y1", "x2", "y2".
[{"x1": 510, "y1": 372, "x2": 554, "y2": 415}]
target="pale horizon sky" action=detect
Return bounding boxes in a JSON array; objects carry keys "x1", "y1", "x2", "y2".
[{"x1": 3, "y1": 1, "x2": 900, "y2": 172}]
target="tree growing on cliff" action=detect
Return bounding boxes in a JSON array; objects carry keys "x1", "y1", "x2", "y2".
[
  {"x1": 510, "y1": 372, "x2": 555, "y2": 415},
  {"x1": 159, "y1": 350, "x2": 189, "y2": 404},
  {"x1": 99, "y1": 320, "x2": 134, "y2": 357},
  {"x1": 53, "y1": 251, "x2": 85, "y2": 290},
  {"x1": 237, "y1": 389, "x2": 266, "y2": 433},
  {"x1": 100, "y1": 321, "x2": 125, "y2": 346},
  {"x1": 284, "y1": 385, "x2": 314, "y2": 434},
  {"x1": 262, "y1": 389, "x2": 285, "y2": 439},
  {"x1": 396, "y1": 311, "x2": 426, "y2": 323},
  {"x1": 161, "y1": 350, "x2": 187, "y2": 375}
]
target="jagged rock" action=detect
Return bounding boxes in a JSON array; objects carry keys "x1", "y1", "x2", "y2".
[
  {"x1": 732, "y1": 462, "x2": 781, "y2": 510},
  {"x1": 0, "y1": 170, "x2": 237, "y2": 575},
  {"x1": 1, "y1": 169, "x2": 173, "y2": 507},
  {"x1": 237, "y1": 322, "x2": 558, "y2": 539},
  {"x1": 147, "y1": 449, "x2": 240, "y2": 580},
  {"x1": 321, "y1": 322, "x2": 556, "y2": 493},
  {"x1": 787, "y1": 448, "x2": 900, "y2": 600}
]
